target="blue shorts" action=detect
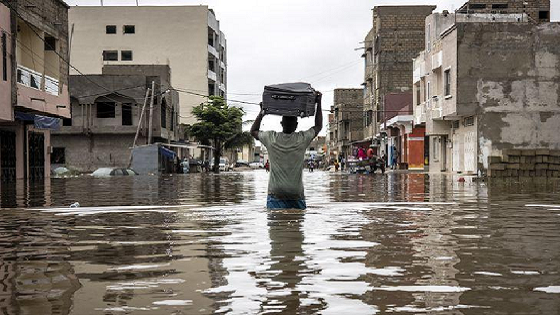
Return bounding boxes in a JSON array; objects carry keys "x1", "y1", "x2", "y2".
[{"x1": 267, "y1": 195, "x2": 307, "y2": 210}]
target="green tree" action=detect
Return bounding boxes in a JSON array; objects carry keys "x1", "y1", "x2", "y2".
[{"x1": 187, "y1": 96, "x2": 245, "y2": 172}]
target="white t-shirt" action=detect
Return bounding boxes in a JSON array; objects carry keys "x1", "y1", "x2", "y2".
[{"x1": 259, "y1": 128, "x2": 316, "y2": 199}]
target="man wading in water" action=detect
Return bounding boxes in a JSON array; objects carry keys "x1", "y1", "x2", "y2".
[{"x1": 250, "y1": 92, "x2": 322, "y2": 209}]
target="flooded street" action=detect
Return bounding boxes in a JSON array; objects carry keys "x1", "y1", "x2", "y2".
[{"x1": 1, "y1": 171, "x2": 560, "y2": 314}]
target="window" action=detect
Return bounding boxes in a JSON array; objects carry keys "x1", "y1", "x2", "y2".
[
  {"x1": 2, "y1": 33, "x2": 6, "y2": 81},
  {"x1": 106, "y1": 25, "x2": 117, "y2": 34},
  {"x1": 208, "y1": 28, "x2": 215, "y2": 47},
  {"x1": 160, "y1": 100, "x2": 167, "y2": 128},
  {"x1": 208, "y1": 58, "x2": 215, "y2": 72},
  {"x1": 366, "y1": 110, "x2": 373, "y2": 126},
  {"x1": 469, "y1": 3, "x2": 486, "y2": 9},
  {"x1": 121, "y1": 50, "x2": 133, "y2": 61},
  {"x1": 451, "y1": 120, "x2": 459, "y2": 129},
  {"x1": 44, "y1": 35, "x2": 56, "y2": 51},
  {"x1": 96, "y1": 102, "x2": 116, "y2": 118},
  {"x1": 62, "y1": 118, "x2": 72, "y2": 126},
  {"x1": 539, "y1": 11, "x2": 550, "y2": 20},
  {"x1": 208, "y1": 83, "x2": 215, "y2": 96},
  {"x1": 444, "y1": 69, "x2": 451, "y2": 96},
  {"x1": 122, "y1": 104, "x2": 132, "y2": 125},
  {"x1": 103, "y1": 50, "x2": 118, "y2": 61},
  {"x1": 492, "y1": 4, "x2": 508, "y2": 9},
  {"x1": 464, "y1": 116, "x2": 475, "y2": 127},
  {"x1": 170, "y1": 109, "x2": 174, "y2": 131},
  {"x1": 123, "y1": 25, "x2": 135, "y2": 34},
  {"x1": 51, "y1": 147, "x2": 65, "y2": 164},
  {"x1": 416, "y1": 83, "x2": 421, "y2": 105}
]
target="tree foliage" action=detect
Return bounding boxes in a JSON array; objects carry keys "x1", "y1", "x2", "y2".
[{"x1": 187, "y1": 96, "x2": 246, "y2": 172}]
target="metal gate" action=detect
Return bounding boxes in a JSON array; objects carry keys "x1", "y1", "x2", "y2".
[
  {"x1": 1, "y1": 130, "x2": 16, "y2": 182},
  {"x1": 28, "y1": 132, "x2": 45, "y2": 182}
]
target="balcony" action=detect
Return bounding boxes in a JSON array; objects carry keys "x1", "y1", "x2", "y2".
[
  {"x1": 17, "y1": 64, "x2": 59, "y2": 96},
  {"x1": 208, "y1": 69, "x2": 217, "y2": 82},
  {"x1": 430, "y1": 97, "x2": 443, "y2": 120},
  {"x1": 208, "y1": 44, "x2": 219, "y2": 59},
  {"x1": 219, "y1": 83, "x2": 226, "y2": 92},
  {"x1": 431, "y1": 51, "x2": 443, "y2": 70},
  {"x1": 414, "y1": 103, "x2": 427, "y2": 125}
]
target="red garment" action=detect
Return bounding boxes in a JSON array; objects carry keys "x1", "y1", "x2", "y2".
[
  {"x1": 367, "y1": 148, "x2": 374, "y2": 158},
  {"x1": 357, "y1": 148, "x2": 367, "y2": 159}
]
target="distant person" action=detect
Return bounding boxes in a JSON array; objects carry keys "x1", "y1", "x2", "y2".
[
  {"x1": 265, "y1": 159, "x2": 270, "y2": 172},
  {"x1": 357, "y1": 147, "x2": 367, "y2": 160},
  {"x1": 308, "y1": 160, "x2": 314, "y2": 172},
  {"x1": 341, "y1": 157, "x2": 346, "y2": 172},
  {"x1": 367, "y1": 146, "x2": 374, "y2": 159},
  {"x1": 334, "y1": 160, "x2": 339, "y2": 172},
  {"x1": 251, "y1": 92, "x2": 323, "y2": 210}
]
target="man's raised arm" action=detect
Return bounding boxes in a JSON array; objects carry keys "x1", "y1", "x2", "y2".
[
  {"x1": 313, "y1": 92, "x2": 323, "y2": 136},
  {"x1": 250, "y1": 105, "x2": 265, "y2": 140}
]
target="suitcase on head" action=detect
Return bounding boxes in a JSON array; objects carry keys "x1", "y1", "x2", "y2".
[{"x1": 262, "y1": 82, "x2": 318, "y2": 117}]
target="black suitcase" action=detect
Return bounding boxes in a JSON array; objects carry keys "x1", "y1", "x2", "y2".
[{"x1": 262, "y1": 82, "x2": 318, "y2": 117}]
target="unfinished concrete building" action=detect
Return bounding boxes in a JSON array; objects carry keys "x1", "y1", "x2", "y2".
[
  {"x1": 331, "y1": 89, "x2": 364, "y2": 158},
  {"x1": 51, "y1": 65, "x2": 180, "y2": 172},
  {"x1": 361, "y1": 5, "x2": 435, "y2": 146},
  {"x1": 457, "y1": 0, "x2": 550, "y2": 23},
  {"x1": 413, "y1": 11, "x2": 560, "y2": 177}
]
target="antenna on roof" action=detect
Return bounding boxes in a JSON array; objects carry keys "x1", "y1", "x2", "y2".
[
  {"x1": 136, "y1": 0, "x2": 139, "y2": 5},
  {"x1": 100, "y1": 0, "x2": 103, "y2": 6}
]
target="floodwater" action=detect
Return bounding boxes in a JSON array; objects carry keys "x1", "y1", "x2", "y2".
[{"x1": 1, "y1": 171, "x2": 560, "y2": 315}]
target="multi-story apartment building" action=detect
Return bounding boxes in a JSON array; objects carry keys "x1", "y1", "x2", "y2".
[
  {"x1": 361, "y1": 6, "x2": 435, "y2": 145},
  {"x1": 0, "y1": 0, "x2": 71, "y2": 183},
  {"x1": 457, "y1": 0, "x2": 550, "y2": 23},
  {"x1": 413, "y1": 10, "x2": 560, "y2": 177},
  {"x1": 51, "y1": 65, "x2": 180, "y2": 172},
  {"x1": 331, "y1": 89, "x2": 363, "y2": 158},
  {"x1": 68, "y1": 5, "x2": 227, "y2": 125}
]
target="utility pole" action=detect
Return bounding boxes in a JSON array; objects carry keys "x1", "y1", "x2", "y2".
[
  {"x1": 128, "y1": 88, "x2": 151, "y2": 167},
  {"x1": 148, "y1": 81, "x2": 155, "y2": 144}
]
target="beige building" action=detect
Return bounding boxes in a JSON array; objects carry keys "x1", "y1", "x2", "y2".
[
  {"x1": 68, "y1": 5, "x2": 227, "y2": 125},
  {"x1": 413, "y1": 10, "x2": 560, "y2": 178}
]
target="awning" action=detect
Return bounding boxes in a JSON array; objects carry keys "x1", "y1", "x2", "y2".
[
  {"x1": 15, "y1": 111, "x2": 60, "y2": 130},
  {"x1": 159, "y1": 146, "x2": 177, "y2": 160}
]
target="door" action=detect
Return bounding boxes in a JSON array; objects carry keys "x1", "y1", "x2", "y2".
[
  {"x1": 122, "y1": 104, "x2": 132, "y2": 126},
  {"x1": 464, "y1": 131, "x2": 476, "y2": 173},
  {"x1": 28, "y1": 132, "x2": 45, "y2": 182},
  {"x1": 0, "y1": 130, "x2": 16, "y2": 182},
  {"x1": 452, "y1": 133, "x2": 460, "y2": 172}
]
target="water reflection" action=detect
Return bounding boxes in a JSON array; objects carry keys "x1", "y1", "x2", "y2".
[{"x1": 0, "y1": 172, "x2": 560, "y2": 314}]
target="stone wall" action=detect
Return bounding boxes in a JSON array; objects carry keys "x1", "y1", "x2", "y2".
[
  {"x1": 463, "y1": 0, "x2": 550, "y2": 22},
  {"x1": 488, "y1": 149, "x2": 560, "y2": 178},
  {"x1": 333, "y1": 88, "x2": 363, "y2": 142}
]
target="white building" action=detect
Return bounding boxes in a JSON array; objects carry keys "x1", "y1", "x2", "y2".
[{"x1": 68, "y1": 5, "x2": 227, "y2": 125}]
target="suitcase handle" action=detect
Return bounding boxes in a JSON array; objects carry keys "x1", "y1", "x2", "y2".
[{"x1": 271, "y1": 95, "x2": 296, "y2": 101}]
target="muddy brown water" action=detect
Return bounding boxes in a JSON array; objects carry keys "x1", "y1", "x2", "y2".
[{"x1": 1, "y1": 171, "x2": 560, "y2": 314}]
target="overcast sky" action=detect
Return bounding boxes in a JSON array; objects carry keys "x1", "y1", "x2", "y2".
[{"x1": 66, "y1": 0, "x2": 560, "y2": 133}]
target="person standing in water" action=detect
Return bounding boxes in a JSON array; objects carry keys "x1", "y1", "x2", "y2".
[{"x1": 251, "y1": 93, "x2": 323, "y2": 209}]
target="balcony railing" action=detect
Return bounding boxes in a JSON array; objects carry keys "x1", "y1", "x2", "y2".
[
  {"x1": 208, "y1": 69, "x2": 217, "y2": 82},
  {"x1": 414, "y1": 103, "x2": 427, "y2": 125},
  {"x1": 17, "y1": 64, "x2": 59, "y2": 96},
  {"x1": 208, "y1": 45, "x2": 219, "y2": 58}
]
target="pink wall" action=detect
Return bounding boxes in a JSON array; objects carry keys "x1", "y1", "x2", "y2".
[
  {"x1": 0, "y1": 3, "x2": 12, "y2": 122},
  {"x1": 17, "y1": 83, "x2": 71, "y2": 118}
]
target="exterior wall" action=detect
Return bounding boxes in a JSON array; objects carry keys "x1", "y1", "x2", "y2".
[
  {"x1": 68, "y1": 6, "x2": 226, "y2": 125},
  {"x1": 51, "y1": 133, "x2": 145, "y2": 172},
  {"x1": 456, "y1": 23, "x2": 560, "y2": 172},
  {"x1": 450, "y1": 119, "x2": 478, "y2": 174},
  {"x1": 0, "y1": 3, "x2": 11, "y2": 121},
  {"x1": 362, "y1": 28, "x2": 374, "y2": 140}
]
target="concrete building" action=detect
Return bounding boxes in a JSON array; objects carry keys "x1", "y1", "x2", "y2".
[
  {"x1": 51, "y1": 65, "x2": 180, "y2": 172},
  {"x1": 330, "y1": 88, "x2": 363, "y2": 158},
  {"x1": 361, "y1": 6, "x2": 435, "y2": 146},
  {"x1": 0, "y1": 0, "x2": 71, "y2": 183},
  {"x1": 457, "y1": 0, "x2": 550, "y2": 23},
  {"x1": 67, "y1": 5, "x2": 227, "y2": 125},
  {"x1": 413, "y1": 11, "x2": 560, "y2": 177}
]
